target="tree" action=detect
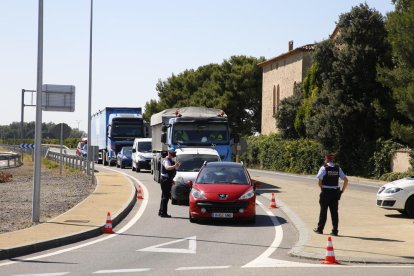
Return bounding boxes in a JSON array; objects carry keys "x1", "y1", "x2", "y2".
[
  {"x1": 144, "y1": 55, "x2": 265, "y2": 136},
  {"x1": 378, "y1": 0, "x2": 414, "y2": 147}
]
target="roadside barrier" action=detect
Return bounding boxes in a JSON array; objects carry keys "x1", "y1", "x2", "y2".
[
  {"x1": 269, "y1": 193, "x2": 278, "y2": 208},
  {"x1": 0, "y1": 152, "x2": 23, "y2": 169},
  {"x1": 321, "y1": 236, "x2": 340, "y2": 264},
  {"x1": 103, "y1": 212, "x2": 113, "y2": 234}
]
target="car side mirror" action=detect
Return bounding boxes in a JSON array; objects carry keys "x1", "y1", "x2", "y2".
[
  {"x1": 253, "y1": 180, "x2": 260, "y2": 189},
  {"x1": 132, "y1": 149, "x2": 136, "y2": 153},
  {"x1": 186, "y1": 180, "x2": 193, "y2": 187}
]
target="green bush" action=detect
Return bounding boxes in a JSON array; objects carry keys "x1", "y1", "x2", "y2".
[
  {"x1": 371, "y1": 139, "x2": 404, "y2": 179},
  {"x1": 379, "y1": 170, "x2": 414, "y2": 182},
  {"x1": 242, "y1": 133, "x2": 323, "y2": 174}
]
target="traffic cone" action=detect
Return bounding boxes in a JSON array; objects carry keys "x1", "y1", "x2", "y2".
[
  {"x1": 137, "y1": 185, "x2": 144, "y2": 200},
  {"x1": 269, "y1": 193, "x2": 278, "y2": 208},
  {"x1": 321, "y1": 236, "x2": 340, "y2": 264},
  {"x1": 103, "y1": 212, "x2": 113, "y2": 234}
]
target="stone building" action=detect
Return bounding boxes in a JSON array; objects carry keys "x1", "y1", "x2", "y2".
[{"x1": 258, "y1": 41, "x2": 314, "y2": 135}]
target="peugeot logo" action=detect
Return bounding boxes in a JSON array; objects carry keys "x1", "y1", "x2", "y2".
[{"x1": 217, "y1": 194, "x2": 228, "y2": 200}]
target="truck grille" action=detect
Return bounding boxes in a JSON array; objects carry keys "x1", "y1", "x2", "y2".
[{"x1": 196, "y1": 202, "x2": 249, "y2": 213}]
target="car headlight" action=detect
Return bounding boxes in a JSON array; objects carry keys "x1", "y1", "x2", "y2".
[
  {"x1": 384, "y1": 187, "x2": 403, "y2": 194},
  {"x1": 174, "y1": 177, "x2": 185, "y2": 185},
  {"x1": 191, "y1": 188, "x2": 206, "y2": 199},
  {"x1": 239, "y1": 188, "x2": 255, "y2": 200}
]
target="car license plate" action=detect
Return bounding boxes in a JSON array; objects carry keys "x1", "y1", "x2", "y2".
[{"x1": 212, "y1": 213, "x2": 233, "y2": 218}]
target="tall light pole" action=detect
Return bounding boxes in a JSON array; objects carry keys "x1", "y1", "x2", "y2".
[
  {"x1": 87, "y1": 0, "x2": 93, "y2": 176},
  {"x1": 32, "y1": 0, "x2": 44, "y2": 222}
]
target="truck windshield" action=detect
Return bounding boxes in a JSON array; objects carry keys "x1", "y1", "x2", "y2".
[
  {"x1": 172, "y1": 123, "x2": 229, "y2": 145},
  {"x1": 176, "y1": 154, "x2": 220, "y2": 172},
  {"x1": 111, "y1": 120, "x2": 143, "y2": 138}
]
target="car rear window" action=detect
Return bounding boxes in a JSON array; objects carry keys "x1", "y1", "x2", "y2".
[{"x1": 177, "y1": 154, "x2": 220, "y2": 172}]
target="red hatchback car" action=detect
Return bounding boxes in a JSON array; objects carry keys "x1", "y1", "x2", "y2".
[{"x1": 189, "y1": 162, "x2": 258, "y2": 224}]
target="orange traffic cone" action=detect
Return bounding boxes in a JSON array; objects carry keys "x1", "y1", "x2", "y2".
[
  {"x1": 269, "y1": 193, "x2": 278, "y2": 208},
  {"x1": 103, "y1": 212, "x2": 113, "y2": 234},
  {"x1": 137, "y1": 185, "x2": 144, "y2": 200},
  {"x1": 321, "y1": 236, "x2": 340, "y2": 264}
]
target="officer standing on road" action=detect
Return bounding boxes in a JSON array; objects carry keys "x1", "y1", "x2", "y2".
[
  {"x1": 158, "y1": 147, "x2": 180, "y2": 218},
  {"x1": 313, "y1": 154, "x2": 348, "y2": 236}
]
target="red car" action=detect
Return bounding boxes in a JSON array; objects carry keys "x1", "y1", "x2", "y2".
[{"x1": 188, "y1": 162, "x2": 258, "y2": 224}]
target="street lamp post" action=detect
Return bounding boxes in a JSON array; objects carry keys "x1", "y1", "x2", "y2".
[
  {"x1": 32, "y1": 0, "x2": 44, "y2": 223},
  {"x1": 87, "y1": 0, "x2": 93, "y2": 176}
]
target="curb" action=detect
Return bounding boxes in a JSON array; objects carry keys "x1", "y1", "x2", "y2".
[{"x1": 0, "y1": 175, "x2": 137, "y2": 261}]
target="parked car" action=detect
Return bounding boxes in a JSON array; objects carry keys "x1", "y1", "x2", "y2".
[
  {"x1": 131, "y1": 138, "x2": 152, "y2": 172},
  {"x1": 376, "y1": 176, "x2": 414, "y2": 217},
  {"x1": 116, "y1": 146, "x2": 133, "y2": 168},
  {"x1": 188, "y1": 161, "x2": 258, "y2": 224},
  {"x1": 171, "y1": 148, "x2": 220, "y2": 206}
]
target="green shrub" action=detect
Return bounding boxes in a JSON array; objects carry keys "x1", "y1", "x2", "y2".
[
  {"x1": 379, "y1": 170, "x2": 414, "y2": 182},
  {"x1": 371, "y1": 139, "x2": 404, "y2": 179},
  {"x1": 242, "y1": 133, "x2": 323, "y2": 174}
]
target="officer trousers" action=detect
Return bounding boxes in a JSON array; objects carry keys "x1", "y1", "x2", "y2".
[
  {"x1": 317, "y1": 189, "x2": 339, "y2": 232},
  {"x1": 159, "y1": 177, "x2": 173, "y2": 216}
]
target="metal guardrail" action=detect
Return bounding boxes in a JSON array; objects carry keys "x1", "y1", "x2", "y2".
[
  {"x1": 46, "y1": 150, "x2": 90, "y2": 172},
  {"x1": 0, "y1": 152, "x2": 23, "y2": 169}
]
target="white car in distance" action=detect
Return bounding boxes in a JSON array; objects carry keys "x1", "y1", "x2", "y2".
[{"x1": 376, "y1": 176, "x2": 414, "y2": 217}]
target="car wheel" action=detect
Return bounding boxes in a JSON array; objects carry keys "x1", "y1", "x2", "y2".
[
  {"x1": 136, "y1": 163, "x2": 141, "y2": 172},
  {"x1": 405, "y1": 196, "x2": 414, "y2": 218},
  {"x1": 398, "y1": 210, "x2": 407, "y2": 215},
  {"x1": 116, "y1": 160, "x2": 120, "y2": 168},
  {"x1": 121, "y1": 163, "x2": 125, "y2": 169},
  {"x1": 189, "y1": 212, "x2": 197, "y2": 223}
]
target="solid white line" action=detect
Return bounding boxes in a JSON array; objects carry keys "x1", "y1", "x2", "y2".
[
  {"x1": 93, "y1": 268, "x2": 150, "y2": 273},
  {"x1": 176, "y1": 266, "x2": 231, "y2": 270},
  {"x1": 12, "y1": 273, "x2": 69, "y2": 276},
  {"x1": 242, "y1": 198, "x2": 284, "y2": 268},
  {"x1": 0, "y1": 168, "x2": 148, "y2": 267}
]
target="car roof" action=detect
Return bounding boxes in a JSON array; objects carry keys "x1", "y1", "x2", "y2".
[{"x1": 204, "y1": 161, "x2": 244, "y2": 168}]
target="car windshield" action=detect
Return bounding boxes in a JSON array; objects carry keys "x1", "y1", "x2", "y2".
[
  {"x1": 196, "y1": 166, "x2": 248, "y2": 184},
  {"x1": 176, "y1": 154, "x2": 220, "y2": 172},
  {"x1": 122, "y1": 147, "x2": 132, "y2": 156},
  {"x1": 137, "y1": 142, "x2": 152, "y2": 152}
]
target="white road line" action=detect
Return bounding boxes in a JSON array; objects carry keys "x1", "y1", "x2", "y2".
[
  {"x1": 0, "y1": 169, "x2": 148, "y2": 267},
  {"x1": 138, "y1": 236, "x2": 196, "y2": 254},
  {"x1": 176, "y1": 266, "x2": 231, "y2": 271},
  {"x1": 93, "y1": 268, "x2": 151, "y2": 273},
  {"x1": 12, "y1": 273, "x2": 69, "y2": 276}
]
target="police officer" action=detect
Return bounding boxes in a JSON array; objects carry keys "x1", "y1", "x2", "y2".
[
  {"x1": 158, "y1": 147, "x2": 180, "y2": 218},
  {"x1": 313, "y1": 154, "x2": 348, "y2": 236}
]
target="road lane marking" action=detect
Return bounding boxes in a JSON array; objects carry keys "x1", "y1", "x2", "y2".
[
  {"x1": 93, "y1": 268, "x2": 150, "y2": 273},
  {"x1": 176, "y1": 266, "x2": 231, "y2": 270},
  {"x1": 12, "y1": 273, "x2": 69, "y2": 276},
  {"x1": 138, "y1": 236, "x2": 196, "y2": 254},
  {"x1": 242, "y1": 198, "x2": 284, "y2": 268},
  {"x1": 0, "y1": 168, "x2": 148, "y2": 267}
]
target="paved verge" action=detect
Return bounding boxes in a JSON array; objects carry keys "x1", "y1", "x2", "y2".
[{"x1": 0, "y1": 171, "x2": 136, "y2": 260}]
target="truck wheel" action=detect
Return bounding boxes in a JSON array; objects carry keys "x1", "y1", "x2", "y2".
[{"x1": 405, "y1": 196, "x2": 414, "y2": 218}]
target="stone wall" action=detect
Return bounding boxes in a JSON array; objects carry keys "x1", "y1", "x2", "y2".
[{"x1": 391, "y1": 148, "x2": 412, "y2": 173}]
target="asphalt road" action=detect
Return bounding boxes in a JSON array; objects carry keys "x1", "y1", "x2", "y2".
[{"x1": 1, "y1": 165, "x2": 413, "y2": 276}]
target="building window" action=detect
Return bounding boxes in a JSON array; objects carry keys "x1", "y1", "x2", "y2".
[
  {"x1": 276, "y1": 85, "x2": 280, "y2": 112},
  {"x1": 273, "y1": 85, "x2": 280, "y2": 115},
  {"x1": 273, "y1": 86, "x2": 276, "y2": 115}
]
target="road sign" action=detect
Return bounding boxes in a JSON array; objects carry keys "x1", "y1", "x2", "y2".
[
  {"x1": 42, "y1": 84, "x2": 75, "y2": 112},
  {"x1": 19, "y1": 143, "x2": 35, "y2": 149}
]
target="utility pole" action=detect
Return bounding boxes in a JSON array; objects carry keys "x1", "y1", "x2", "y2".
[{"x1": 87, "y1": 0, "x2": 93, "y2": 176}]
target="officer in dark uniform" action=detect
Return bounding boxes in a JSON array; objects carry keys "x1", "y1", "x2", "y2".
[
  {"x1": 313, "y1": 155, "x2": 348, "y2": 236},
  {"x1": 158, "y1": 147, "x2": 180, "y2": 218}
]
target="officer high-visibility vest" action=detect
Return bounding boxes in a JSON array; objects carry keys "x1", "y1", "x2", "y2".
[{"x1": 322, "y1": 165, "x2": 339, "y2": 187}]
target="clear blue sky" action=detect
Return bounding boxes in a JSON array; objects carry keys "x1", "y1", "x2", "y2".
[{"x1": 0, "y1": 0, "x2": 394, "y2": 131}]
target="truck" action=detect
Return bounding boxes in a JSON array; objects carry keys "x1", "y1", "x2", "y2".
[
  {"x1": 150, "y1": 106, "x2": 239, "y2": 183},
  {"x1": 91, "y1": 107, "x2": 146, "y2": 166}
]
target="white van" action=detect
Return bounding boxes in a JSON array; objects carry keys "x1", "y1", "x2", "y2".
[
  {"x1": 131, "y1": 138, "x2": 152, "y2": 172},
  {"x1": 171, "y1": 147, "x2": 221, "y2": 205}
]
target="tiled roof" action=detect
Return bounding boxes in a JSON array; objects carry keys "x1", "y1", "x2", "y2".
[{"x1": 257, "y1": 44, "x2": 315, "y2": 67}]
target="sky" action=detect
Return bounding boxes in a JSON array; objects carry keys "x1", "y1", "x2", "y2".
[{"x1": 0, "y1": 0, "x2": 395, "y2": 132}]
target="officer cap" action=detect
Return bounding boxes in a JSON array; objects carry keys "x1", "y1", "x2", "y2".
[{"x1": 324, "y1": 154, "x2": 335, "y2": 160}]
